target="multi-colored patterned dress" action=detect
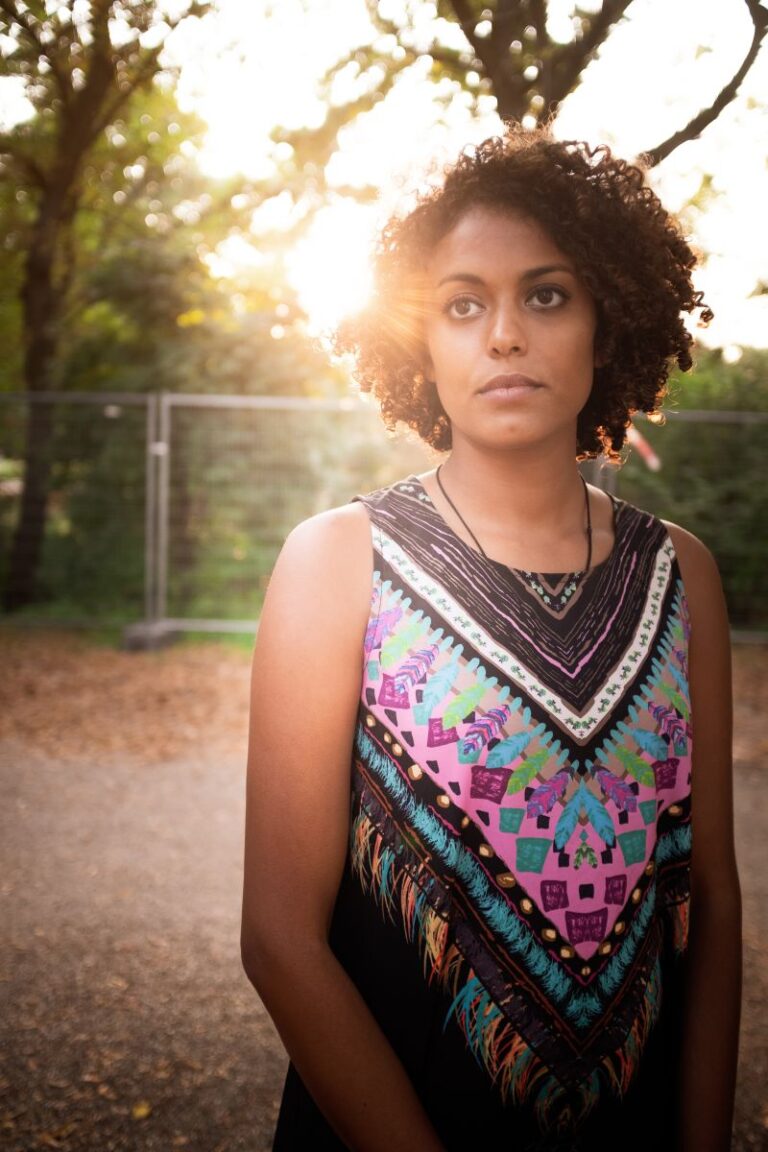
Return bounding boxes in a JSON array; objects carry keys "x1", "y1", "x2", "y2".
[{"x1": 273, "y1": 476, "x2": 692, "y2": 1151}]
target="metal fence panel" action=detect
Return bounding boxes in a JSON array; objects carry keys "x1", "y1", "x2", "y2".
[
  {"x1": 0, "y1": 394, "x2": 151, "y2": 625},
  {"x1": 616, "y1": 411, "x2": 768, "y2": 632},
  {"x1": 157, "y1": 394, "x2": 429, "y2": 629},
  {"x1": 1, "y1": 393, "x2": 766, "y2": 637}
]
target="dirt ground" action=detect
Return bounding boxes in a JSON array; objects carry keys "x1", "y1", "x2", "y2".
[{"x1": 0, "y1": 631, "x2": 765, "y2": 1151}]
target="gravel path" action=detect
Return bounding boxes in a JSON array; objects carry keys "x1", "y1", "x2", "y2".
[{"x1": 0, "y1": 634, "x2": 765, "y2": 1150}]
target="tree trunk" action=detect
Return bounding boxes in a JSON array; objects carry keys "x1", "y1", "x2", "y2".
[
  {"x1": 2, "y1": 401, "x2": 55, "y2": 610},
  {"x1": 2, "y1": 185, "x2": 70, "y2": 611}
]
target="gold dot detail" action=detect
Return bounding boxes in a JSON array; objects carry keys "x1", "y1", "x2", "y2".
[
  {"x1": 365, "y1": 716, "x2": 376, "y2": 728},
  {"x1": 543, "y1": 928, "x2": 557, "y2": 942},
  {"x1": 520, "y1": 898, "x2": 533, "y2": 914},
  {"x1": 497, "y1": 873, "x2": 516, "y2": 888},
  {"x1": 392, "y1": 743, "x2": 403, "y2": 757},
  {"x1": 581, "y1": 965, "x2": 592, "y2": 977},
  {"x1": 383, "y1": 732, "x2": 392, "y2": 744},
  {"x1": 460, "y1": 816, "x2": 470, "y2": 829},
  {"x1": 408, "y1": 765, "x2": 423, "y2": 782},
  {"x1": 645, "y1": 861, "x2": 655, "y2": 876},
  {"x1": 631, "y1": 888, "x2": 642, "y2": 904},
  {"x1": 599, "y1": 942, "x2": 612, "y2": 956},
  {"x1": 436, "y1": 794, "x2": 451, "y2": 809},
  {"x1": 478, "y1": 844, "x2": 493, "y2": 859},
  {"x1": 560, "y1": 946, "x2": 574, "y2": 959},
  {"x1": 614, "y1": 920, "x2": 625, "y2": 935},
  {"x1": 668, "y1": 804, "x2": 682, "y2": 817}
]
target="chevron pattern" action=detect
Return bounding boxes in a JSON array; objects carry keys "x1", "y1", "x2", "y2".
[{"x1": 349, "y1": 477, "x2": 692, "y2": 1131}]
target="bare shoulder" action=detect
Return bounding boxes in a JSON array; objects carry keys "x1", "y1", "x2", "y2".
[
  {"x1": 663, "y1": 520, "x2": 727, "y2": 624},
  {"x1": 259, "y1": 501, "x2": 373, "y2": 645},
  {"x1": 271, "y1": 501, "x2": 371, "y2": 590},
  {"x1": 280, "y1": 501, "x2": 372, "y2": 566}
]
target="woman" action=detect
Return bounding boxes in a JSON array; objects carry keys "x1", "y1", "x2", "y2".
[{"x1": 241, "y1": 127, "x2": 741, "y2": 1151}]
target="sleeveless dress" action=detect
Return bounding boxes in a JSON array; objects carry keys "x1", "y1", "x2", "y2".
[{"x1": 273, "y1": 476, "x2": 692, "y2": 1152}]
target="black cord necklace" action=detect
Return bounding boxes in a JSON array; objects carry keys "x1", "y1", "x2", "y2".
[{"x1": 434, "y1": 464, "x2": 593, "y2": 573}]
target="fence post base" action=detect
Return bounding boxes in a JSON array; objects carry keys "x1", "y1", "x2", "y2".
[{"x1": 122, "y1": 620, "x2": 182, "y2": 651}]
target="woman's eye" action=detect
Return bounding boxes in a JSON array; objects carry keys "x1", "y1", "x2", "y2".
[
  {"x1": 444, "y1": 296, "x2": 483, "y2": 319},
  {"x1": 528, "y1": 285, "x2": 568, "y2": 309}
]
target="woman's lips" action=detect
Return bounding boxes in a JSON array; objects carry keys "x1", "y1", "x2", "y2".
[{"x1": 478, "y1": 373, "x2": 542, "y2": 396}]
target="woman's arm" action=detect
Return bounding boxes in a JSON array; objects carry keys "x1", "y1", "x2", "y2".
[
  {"x1": 666, "y1": 524, "x2": 742, "y2": 1152},
  {"x1": 241, "y1": 503, "x2": 445, "y2": 1152}
]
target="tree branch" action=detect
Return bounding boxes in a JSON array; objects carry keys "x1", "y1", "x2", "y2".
[
  {"x1": 447, "y1": 0, "x2": 483, "y2": 54},
  {"x1": 90, "y1": 44, "x2": 164, "y2": 142},
  {"x1": 0, "y1": 133, "x2": 47, "y2": 187},
  {"x1": 362, "y1": 0, "x2": 401, "y2": 39},
  {"x1": 527, "y1": 0, "x2": 549, "y2": 43},
  {"x1": 644, "y1": 0, "x2": 768, "y2": 165},
  {"x1": 551, "y1": 0, "x2": 634, "y2": 101},
  {"x1": 0, "y1": 0, "x2": 71, "y2": 103}
]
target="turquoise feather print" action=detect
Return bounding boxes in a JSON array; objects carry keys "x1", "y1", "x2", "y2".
[
  {"x1": 554, "y1": 789, "x2": 581, "y2": 851},
  {"x1": 487, "y1": 723, "x2": 546, "y2": 768},
  {"x1": 413, "y1": 647, "x2": 467, "y2": 726},
  {"x1": 668, "y1": 661, "x2": 690, "y2": 701},
  {"x1": 381, "y1": 612, "x2": 431, "y2": 668},
  {"x1": 578, "y1": 780, "x2": 616, "y2": 845},
  {"x1": 554, "y1": 780, "x2": 616, "y2": 850},
  {"x1": 616, "y1": 721, "x2": 669, "y2": 762},
  {"x1": 443, "y1": 666, "x2": 498, "y2": 729}
]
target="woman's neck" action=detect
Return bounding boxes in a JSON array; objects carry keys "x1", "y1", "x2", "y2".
[{"x1": 424, "y1": 439, "x2": 601, "y2": 572}]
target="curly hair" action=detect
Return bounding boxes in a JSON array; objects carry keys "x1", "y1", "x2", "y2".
[{"x1": 335, "y1": 124, "x2": 712, "y2": 458}]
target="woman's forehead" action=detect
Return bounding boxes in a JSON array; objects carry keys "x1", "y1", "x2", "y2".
[{"x1": 424, "y1": 207, "x2": 575, "y2": 280}]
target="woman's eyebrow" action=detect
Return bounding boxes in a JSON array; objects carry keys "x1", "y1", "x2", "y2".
[
  {"x1": 435, "y1": 272, "x2": 485, "y2": 288},
  {"x1": 436, "y1": 263, "x2": 576, "y2": 288}
]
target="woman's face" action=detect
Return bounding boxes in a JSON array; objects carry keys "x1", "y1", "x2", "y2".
[{"x1": 421, "y1": 207, "x2": 599, "y2": 456}]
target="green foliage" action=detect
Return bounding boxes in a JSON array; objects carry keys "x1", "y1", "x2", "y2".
[{"x1": 616, "y1": 349, "x2": 768, "y2": 629}]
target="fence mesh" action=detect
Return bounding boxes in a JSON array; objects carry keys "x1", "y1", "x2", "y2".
[
  {"x1": 162, "y1": 400, "x2": 430, "y2": 621},
  {"x1": 615, "y1": 413, "x2": 768, "y2": 631},
  {"x1": 1, "y1": 394, "x2": 766, "y2": 633},
  {"x1": 1, "y1": 396, "x2": 149, "y2": 623}
]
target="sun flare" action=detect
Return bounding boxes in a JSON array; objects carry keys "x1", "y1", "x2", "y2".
[{"x1": 286, "y1": 202, "x2": 377, "y2": 334}]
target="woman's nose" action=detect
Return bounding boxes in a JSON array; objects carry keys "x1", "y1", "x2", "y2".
[{"x1": 488, "y1": 306, "x2": 526, "y2": 356}]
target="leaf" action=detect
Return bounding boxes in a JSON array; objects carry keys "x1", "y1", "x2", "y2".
[
  {"x1": 526, "y1": 769, "x2": 570, "y2": 818},
  {"x1": 574, "y1": 841, "x2": 598, "y2": 869},
  {"x1": 487, "y1": 723, "x2": 546, "y2": 768}
]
